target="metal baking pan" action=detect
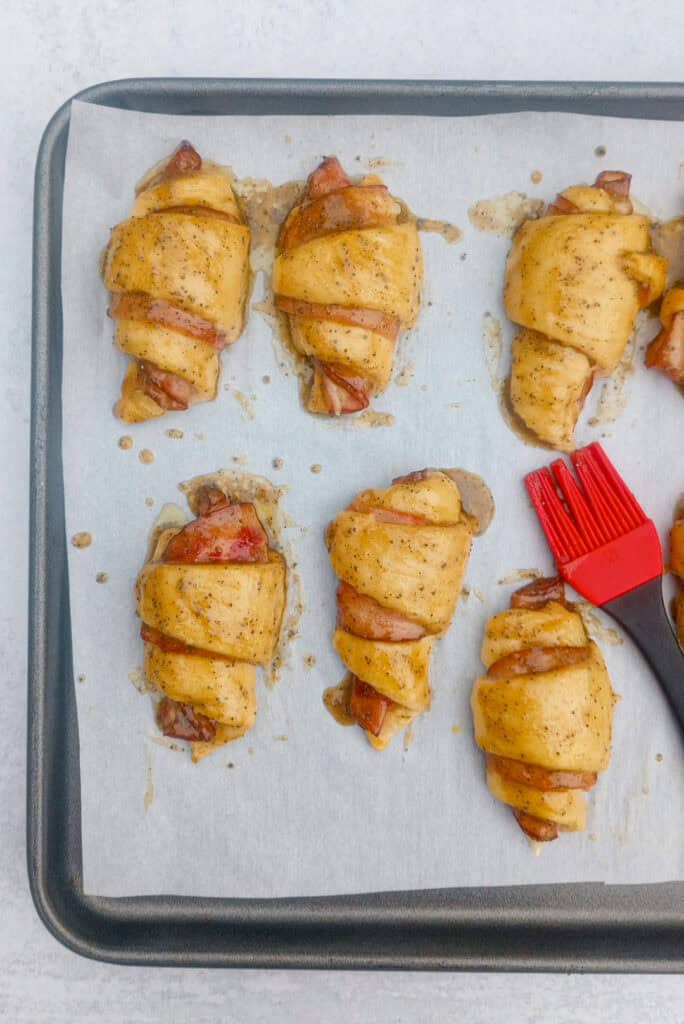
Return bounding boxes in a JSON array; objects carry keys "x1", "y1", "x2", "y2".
[{"x1": 29, "y1": 78, "x2": 684, "y2": 970}]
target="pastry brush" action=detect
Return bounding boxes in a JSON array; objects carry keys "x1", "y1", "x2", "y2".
[{"x1": 525, "y1": 442, "x2": 684, "y2": 727}]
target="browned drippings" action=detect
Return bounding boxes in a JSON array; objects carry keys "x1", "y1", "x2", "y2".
[
  {"x1": 499, "y1": 378, "x2": 563, "y2": 451},
  {"x1": 416, "y1": 217, "x2": 463, "y2": 244},
  {"x1": 235, "y1": 178, "x2": 305, "y2": 273},
  {"x1": 468, "y1": 193, "x2": 545, "y2": 236},
  {"x1": 323, "y1": 676, "x2": 356, "y2": 727},
  {"x1": 442, "y1": 469, "x2": 495, "y2": 536},
  {"x1": 651, "y1": 217, "x2": 684, "y2": 286}
]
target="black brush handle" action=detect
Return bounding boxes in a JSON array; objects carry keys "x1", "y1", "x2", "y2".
[{"x1": 603, "y1": 577, "x2": 684, "y2": 730}]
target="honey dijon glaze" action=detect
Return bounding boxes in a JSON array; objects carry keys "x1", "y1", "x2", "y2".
[
  {"x1": 324, "y1": 468, "x2": 492, "y2": 749},
  {"x1": 103, "y1": 142, "x2": 251, "y2": 423},
  {"x1": 471, "y1": 577, "x2": 618, "y2": 843},
  {"x1": 504, "y1": 171, "x2": 667, "y2": 450},
  {"x1": 135, "y1": 472, "x2": 287, "y2": 762}
]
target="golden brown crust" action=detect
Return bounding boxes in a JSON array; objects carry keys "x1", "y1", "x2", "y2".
[
  {"x1": 273, "y1": 156, "x2": 422, "y2": 415},
  {"x1": 505, "y1": 172, "x2": 667, "y2": 449},
  {"x1": 136, "y1": 484, "x2": 286, "y2": 761},
  {"x1": 471, "y1": 578, "x2": 616, "y2": 841},
  {"x1": 326, "y1": 470, "x2": 476, "y2": 749},
  {"x1": 104, "y1": 144, "x2": 250, "y2": 422}
]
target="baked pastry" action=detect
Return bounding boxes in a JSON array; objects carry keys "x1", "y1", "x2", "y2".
[
  {"x1": 325, "y1": 468, "x2": 489, "y2": 749},
  {"x1": 504, "y1": 171, "x2": 667, "y2": 450},
  {"x1": 103, "y1": 142, "x2": 251, "y2": 422},
  {"x1": 670, "y1": 503, "x2": 684, "y2": 645},
  {"x1": 273, "y1": 156, "x2": 423, "y2": 414},
  {"x1": 136, "y1": 482, "x2": 286, "y2": 760},
  {"x1": 471, "y1": 577, "x2": 618, "y2": 842},
  {"x1": 646, "y1": 284, "x2": 684, "y2": 385}
]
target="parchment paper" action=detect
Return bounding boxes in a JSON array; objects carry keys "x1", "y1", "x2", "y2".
[{"x1": 62, "y1": 99, "x2": 684, "y2": 897}]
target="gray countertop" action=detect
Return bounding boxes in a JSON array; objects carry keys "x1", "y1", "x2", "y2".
[{"x1": 3, "y1": 1, "x2": 683, "y2": 1019}]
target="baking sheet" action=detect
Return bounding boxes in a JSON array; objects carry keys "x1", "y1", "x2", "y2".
[{"x1": 62, "y1": 99, "x2": 684, "y2": 898}]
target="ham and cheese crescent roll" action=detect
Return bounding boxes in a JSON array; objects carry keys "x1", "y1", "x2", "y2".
[
  {"x1": 471, "y1": 577, "x2": 618, "y2": 842},
  {"x1": 646, "y1": 283, "x2": 684, "y2": 386},
  {"x1": 325, "y1": 469, "x2": 489, "y2": 749},
  {"x1": 505, "y1": 171, "x2": 667, "y2": 450},
  {"x1": 273, "y1": 157, "x2": 423, "y2": 415},
  {"x1": 670, "y1": 503, "x2": 684, "y2": 646},
  {"x1": 135, "y1": 483, "x2": 286, "y2": 761},
  {"x1": 103, "y1": 142, "x2": 251, "y2": 422}
]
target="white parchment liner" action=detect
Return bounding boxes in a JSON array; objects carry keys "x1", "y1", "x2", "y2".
[{"x1": 61, "y1": 100, "x2": 683, "y2": 896}]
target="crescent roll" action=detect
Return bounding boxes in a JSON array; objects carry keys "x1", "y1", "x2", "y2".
[
  {"x1": 646, "y1": 283, "x2": 684, "y2": 386},
  {"x1": 670, "y1": 503, "x2": 684, "y2": 646},
  {"x1": 273, "y1": 156, "x2": 423, "y2": 415},
  {"x1": 103, "y1": 142, "x2": 251, "y2": 422},
  {"x1": 505, "y1": 171, "x2": 667, "y2": 449},
  {"x1": 471, "y1": 577, "x2": 618, "y2": 842},
  {"x1": 135, "y1": 483, "x2": 286, "y2": 761},
  {"x1": 325, "y1": 469, "x2": 476, "y2": 749}
]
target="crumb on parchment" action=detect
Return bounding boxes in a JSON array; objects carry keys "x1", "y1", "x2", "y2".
[
  {"x1": 95, "y1": 572, "x2": 109, "y2": 583},
  {"x1": 71, "y1": 532, "x2": 92, "y2": 548},
  {"x1": 139, "y1": 449, "x2": 154, "y2": 464},
  {"x1": 118, "y1": 435, "x2": 133, "y2": 450}
]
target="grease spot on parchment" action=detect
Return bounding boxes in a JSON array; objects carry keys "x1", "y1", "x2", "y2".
[
  {"x1": 144, "y1": 750, "x2": 154, "y2": 811},
  {"x1": 497, "y1": 569, "x2": 543, "y2": 585},
  {"x1": 128, "y1": 666, "x2": 155, "y2": 694},
  {"x1": 469, "y1": 193, "x2": 544, "y2": 236},
  {"x1": 416, "y1": 218, "x2": 463, "y2": 244},
  {"x1": 575, "y1": 602, "x2": 624, "y2": 646},
  {"x1": 588, "y1": 330, "x2": 638, "y2": 431},
  {"x1": 482, "y1": 313, "x2": 505, "y2": 397},
  {"x1": 352, "y1": 411, "x2": 396, "y2": 429},
  {"x1": 394, "y1": 362, "x2": 415, "y2": 387},
  {"x1": 233, "y1": 390, "x2": 256, "y2": 421}
]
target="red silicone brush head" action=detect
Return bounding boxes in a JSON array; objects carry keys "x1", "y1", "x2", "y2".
[{"x1": 525, "y1": 443, "x2": 663, "y2": 606}]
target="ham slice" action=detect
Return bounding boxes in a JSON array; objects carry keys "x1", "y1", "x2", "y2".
[
  {"x1": 488, "y1": 754, "x2": 597, "y2": 793},
  {"x1": 162, "y1": 141, "x2": 202, "y2": 180},
  {"x1": 336, "y1": 581, "x2": 426, "y2": 641},
  {"x1": 162, "y1": 496, "x2": 269, "y2": 565},
  {"x1": 109, "y1": 291, "x2": 226, "y2": 349},
  {"x1": 319, "y1": 363, "x2": 370, "y2": 415},
  {"x1": 348, "y1": 677, "x2": 392, "y2": 736},
  {"x1": 306, "y1": 156, "x2": 352, "y2": 198},
  {"x1": 139, "y1": 361, "x2": 194, "y2": 411},
  {"x1": 510, "y1": 576, "x2": 566, "y2": 609},
  {"x1": 487, "y1": 644, "x2": 591, "y2": 679},
  {"x1": 275, "y1": 296, "x2": 400, "y2": 342},
  {"x1": 514, "y1": 810, "x2": 560, "y2": 842},
  {"x1": 157, "y1": 696, "x2": 217, "y2": 742}
]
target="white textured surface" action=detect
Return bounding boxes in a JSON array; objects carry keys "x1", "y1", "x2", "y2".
[{"x1": 2, "y1": 0, "x2": 684, "y2": 1019}]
